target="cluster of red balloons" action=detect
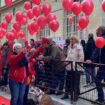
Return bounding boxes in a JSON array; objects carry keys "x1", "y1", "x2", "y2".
[
  {"x1": 0, "y1": 11, "x2": 27, "y2": 41},
  {"x1": 23, "y1": 1, "x2": 59, "y2": 35},
  {"x1": 95, "y1": 37, "x2": 105, "y2": 48},
  {"x1": 62, "y1": 0, "x2": 94, "y2": 30},
  {"x1": 2, "y1": 0, "x2": 59, "y2": 41}
]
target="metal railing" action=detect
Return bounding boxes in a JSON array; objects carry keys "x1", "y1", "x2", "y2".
[{"x1": 35, "y1": 60, "x2": 105, "y2": 105}]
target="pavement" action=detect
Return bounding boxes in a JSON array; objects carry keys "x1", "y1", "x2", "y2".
[{"x1": 0, "y1": 89, "x2": 95, "y2": 105}]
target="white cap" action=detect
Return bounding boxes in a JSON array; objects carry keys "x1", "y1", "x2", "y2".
[{"x1": 13, "y1": 43, "x2": 22, "y2": 51}]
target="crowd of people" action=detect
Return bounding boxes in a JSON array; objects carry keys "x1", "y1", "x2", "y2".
[{"x1": 0, "y1": 26, "x2": 105, "y2": 105}]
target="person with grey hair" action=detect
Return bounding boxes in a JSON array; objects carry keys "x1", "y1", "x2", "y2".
[{"x1": 9, "y1": 43, "x2": 28, "y2": 105}]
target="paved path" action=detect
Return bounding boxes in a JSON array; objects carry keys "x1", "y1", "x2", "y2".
[{"x1": 0, "y1": 90, "x2": 95, "y2": 105}]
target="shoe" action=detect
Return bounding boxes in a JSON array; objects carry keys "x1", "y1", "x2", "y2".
[
  {"x1": 46, "y1": 90, "x2": 55, "y2": 95},
  {"x1": 95, "y1": 99, "x2": 105, "y2": 105},
  {"x1": 61, "y1": 94, "x2": 69, "y2": 99},
  {"x1": 83, "y1": 83, "x2": 90, "y2": 87},
  {"x1": 90, "y1": 83, "x2": 96, "y2": 87},
  {"x1": 55, "y1": 91, "x2": 63, "y2": 95}
]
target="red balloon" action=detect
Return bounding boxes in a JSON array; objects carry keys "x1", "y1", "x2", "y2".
[
  {"x1": 27, "y1": 9, "x2": 34, "y2": 19},
  {"x1": 76, "y1": 23, "x2": 81, "y2": 30},
  {"x1": 21, "y1": 17, "x2": 27, "y2": 25},
  {"x1": 24, "y1": 1, "x2": 31, "y2": 10},
  {"x1": 82, "y1": 0, "x2": 94, "y2": 15},
  {"x1": 11, "y1": 28, "x2": 17, "y2": 35},
  {"x1": 42, "y1": 3, "x2": 52, "y2": 16},
  {"x1": 47, "y1": 13, "x2": 56, "y2": 24},
  {"x1": 69, "y1": 16, "x2": 74, "y2": 23},
  {"x1": 33, "y1": 5, "x2": 41, "y2": 17},
  {"x1": 71, "y1": 2, "x2": 81, "y2": 16},
  {"x1": 1, "y1": 21, "x2": 8, "y2": 30},
  {"x1": 5, "y1": 0, "x2": 12, "y2": 8},
  {"x1": 30, "y1": 21, "x2": 39, "y2": 32},
  {"x1": 6, "y1": 32, "x2": 15, "y2": 41},
  {"x1": 23, "y1": 13, "x2": 28, "y2": 18},
  {"x1": 13, "y1": 22, "x2": 21, "y2": 32},
  {"x1": 62, "y1": 0, "x2": 73, "y2": 13},
  {"x1": 78, "y1": 16, "x2": 89, "y2": 29},
  {"x1": 102, "y1": 0, "x2": 105, "y2": 12},
  {"x1": 32, "y1": 0, "x2": 41, "y2": 5},
  {"x1": 0, "y1": 29, "x2": 6, "y2": 39},
  {"x1": 27, "y1": 24, "x2": 35, "y2": 35},
  {"x1": 95, "y1": 37, "x2": 105, "y2": 48},
  {"x1": 5, "y1": 12, "x2": 12, "y2": 23},
  {"x1": 49, "y1": 20, "x2": 59, "y2": 32},
  {"x1": 11, "y1": 28, "x2": 18, "y2": 39},
  {"x1": 18, "y1": 30, "x2": 25, "y2": 38},
  {"x1": 15, "y1": 11, "x2": 23, "y2": 22},
  {"x1": 37, "y1": 15, "x2": 47, "y2": 29}
]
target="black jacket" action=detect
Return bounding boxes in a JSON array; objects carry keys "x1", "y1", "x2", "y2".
[{"x1": 85, "y1": 39, "x2": 96, "y2": 60}]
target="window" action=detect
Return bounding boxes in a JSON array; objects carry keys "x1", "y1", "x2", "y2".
[
  {"x1": 40, "y1": 25, "x2": 50, "y2": 38},
  {"x1": 63, "y1": 0, "x2": 83, "y2": 38},
  {"x1": 13, "y1": 8, "x2": 15, "y2": 16}
]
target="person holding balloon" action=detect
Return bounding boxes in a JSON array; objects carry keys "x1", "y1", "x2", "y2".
[{"x1": 86, "y1": 26, "x2": 105, "y2": 104}]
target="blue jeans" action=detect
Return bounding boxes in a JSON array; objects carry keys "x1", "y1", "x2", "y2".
[
  {"x1": 9, "y1": 80, "x2": 26, "y2": 105},
  {"x1": 95, "y1": 69, "x2": 105, "y2": 102},
  {"x1": 52, "y1": 70, "x2": 65, "y2": 91},
  {"x1": 85, "y1": 67, "x2": 95, "y2": 84}
]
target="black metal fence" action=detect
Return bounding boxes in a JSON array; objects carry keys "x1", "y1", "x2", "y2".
[{"x1": 35, "y1": 60, "x2": 105, "y2": 105}]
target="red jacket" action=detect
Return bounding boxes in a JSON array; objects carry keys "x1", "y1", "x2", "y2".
[
  {"x1": 30, "y1": 45, "x2": 44, "y2": 59},
  {"x1": 28, "y1": 59, "x2": 36, "y2": 78},
  {"x1": 0, "y1": 42, "x2": 13, "y2": 68},
  {"x1": 0, "y1": 52, "x2": 2, "y2": 77},
  {"x1": 9, "y1": 52, "x2": 27, "y2": 83}
]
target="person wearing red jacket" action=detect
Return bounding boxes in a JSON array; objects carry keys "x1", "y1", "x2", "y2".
[
  {"x1": 9, "y1": 43, "x2": 27, "y2": 105},
  {"x1": 0, "y1": 41, "x2": 13, "y2": 87}
]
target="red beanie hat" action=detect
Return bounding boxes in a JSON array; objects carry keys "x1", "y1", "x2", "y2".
[{"x1": 41, "y1": 38, "x2": 50, "y2": 44}]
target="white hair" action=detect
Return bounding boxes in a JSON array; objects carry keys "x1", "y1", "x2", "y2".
[{"x1": 13, "y1": 43, "x2": 22, "y2": 51}]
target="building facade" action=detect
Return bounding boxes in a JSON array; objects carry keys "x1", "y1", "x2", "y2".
[{"x1": 0, "y1": 0, "x2": 104, "y2": 43}]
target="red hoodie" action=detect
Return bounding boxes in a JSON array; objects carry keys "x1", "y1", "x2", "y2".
[{"x1": 9, "y1": 52, "x2": 27, "y2": 83}]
